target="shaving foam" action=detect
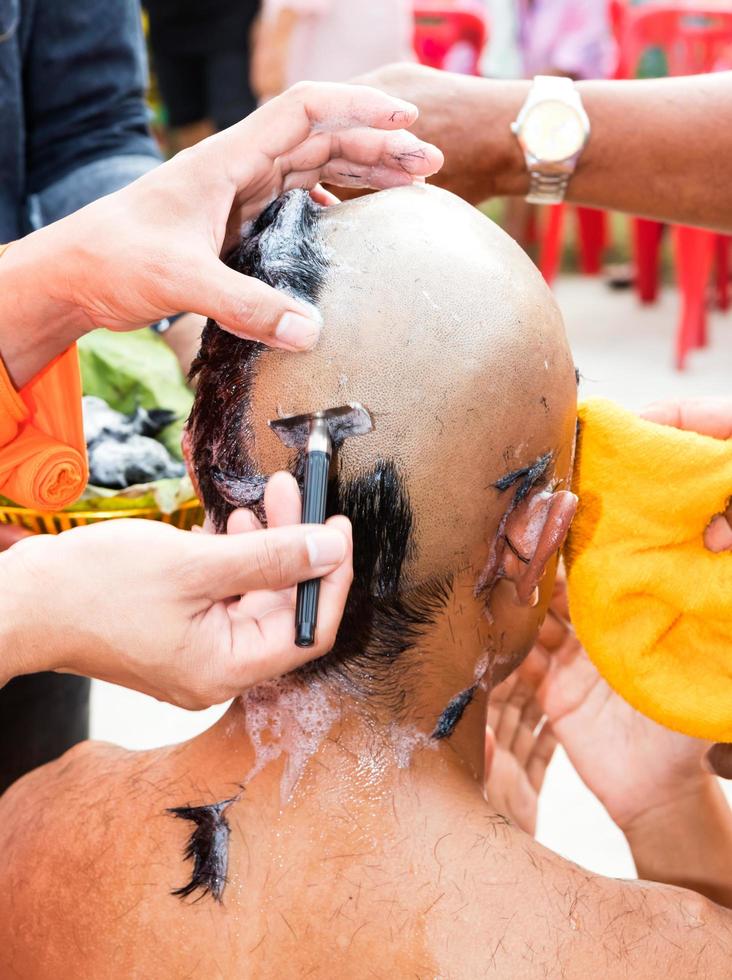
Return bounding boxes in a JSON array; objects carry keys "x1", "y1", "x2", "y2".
[{"x1": 242, "y1": 677, "x2": 340, "y2": 806}]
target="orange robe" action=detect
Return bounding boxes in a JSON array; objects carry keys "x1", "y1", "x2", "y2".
[{"x1": 0, "y1": 243, "x2": 88, "y2": 510}]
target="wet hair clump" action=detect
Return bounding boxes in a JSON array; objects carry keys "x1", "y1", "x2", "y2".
[{"x1": 168, "y1": 796, "x2": 239, "y2": 903}]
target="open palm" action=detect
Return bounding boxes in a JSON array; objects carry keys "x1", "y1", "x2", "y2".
[
  {"x1": 484, "y1": 649, "x2": 558, "y2": 835},
  {"x1": 535, "y1": 573, "x2": 709, "y2": 832}
]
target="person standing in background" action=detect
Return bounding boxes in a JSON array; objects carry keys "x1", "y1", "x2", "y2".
[
  {"x1": 517, "y1": 0, "x2": 615, "y2": 82},
  {"x1": 252, "y1": 0, "x2": 414, "y2": 103},
  {"x1": 144, "y1": 1, "x2": 260, "y2": 150}
]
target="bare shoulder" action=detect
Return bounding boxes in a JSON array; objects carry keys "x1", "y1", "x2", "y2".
[
  {"x1": 432, "y1": 809, "x2": 732, "y2": 979},
  {"x1": 0, "y1": 739, "x2": 190, "y2": 979}
]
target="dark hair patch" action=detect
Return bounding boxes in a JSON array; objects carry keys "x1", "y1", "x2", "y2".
[
  {"x1": 493, "y1": 452, "x2": 553, "y2": 506},
  {"x1": 296, "y1": 460, "x2": 451, "y2": 715},
  {"x1": 168, "y1": 796, "x2": 239, "y2": 903},
  {"x1": 188, "y1": 190, "x2": 328, "y2": 531}
]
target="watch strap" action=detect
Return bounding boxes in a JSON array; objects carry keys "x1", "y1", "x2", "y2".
[{"x1": 526, "y1": 171, "x2": 572, "y2": 206}]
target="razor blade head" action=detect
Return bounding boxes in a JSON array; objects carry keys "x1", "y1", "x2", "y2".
[{"x1": 268, "y1": 402, "x2": 374, "y2": 449}]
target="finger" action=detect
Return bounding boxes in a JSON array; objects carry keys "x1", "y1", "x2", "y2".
[
  {"x1": 494, "y1": 693, "x2": 524, "y2": 748},
  {"x1": 222, "y1": 83, "x2": 420, "y2": 178},
  {"x1": 704, "y1": 512, "x2": 732, "y2": 552},
  {"x1": 538, "y1": 608, "x2": 569, "y2": 651},
  {"x1": 236, "y1": 584, "x2": 294, "y2": 621},
  {"x1": 188, "y1": 256, "x2": 322, "y2": 350},
  {"x1": 282, "y1": 128, "x2": 443, "y2": 181},
  {"x1": 273, "y1": 82, "x2": 419, "y2": 138},
  {"x1": 226, "y1": 515, "x2": 353, "y2": 686},
  {"x1": 227, "y1": 508, "x2": 263, "y2": 535},
  {"x1": 511, "y1": 701, "x2": 545, "y2": 767},
  {"x1": 317, "y1": 160, "x2": 434, "y2": 191},
  {"x1": 192, "y1": 522, "x2": 350, "y2": 600},
  {"x1": 284, "y1": 162, "x2": 420, "y2": 195},
  {"x1": 641, "y1": 397, "x2": 732, "y2": 439},
  {"x1": 527, "y1": 723, "x2": 558, "y2": 793},
  {"x1": 704, "y1": 742, "x2": 732, "y2": 778},
  {"x1": 263, "y1": 471, "x2": 302, "y2": 529},
  {"x1": 515, "y1": 645, "x2": 551, "y2": 690},
  {"x1": 307, "y1": 514, "x2": 353, "y2": 651},
  {"x1": 310, "y1": 184, "x2": 340, "y2": 207}
]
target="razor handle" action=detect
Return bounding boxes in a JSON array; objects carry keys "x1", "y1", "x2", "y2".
[{"x1": 295, "y1": 439, "x2": 331, "y2": 647}]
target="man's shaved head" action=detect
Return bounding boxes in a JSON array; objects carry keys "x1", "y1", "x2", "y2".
[{"x1": 189, "y1": 186, "x2": 576, "y2": 716}]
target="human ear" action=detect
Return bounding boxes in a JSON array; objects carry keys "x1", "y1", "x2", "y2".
[{"x1": 501, "y1": 490, "x2": 578, "y2": 604}]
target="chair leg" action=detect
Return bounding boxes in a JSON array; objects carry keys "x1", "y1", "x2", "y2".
[
  {"x1": 539, "y1": 204, "x2": 565, "y2": 286},
  {"x1": 576, "y1": 207, "x2": 607, "y2": 275},
  {"x1": 716, "y1": 235, "x2": 730, "y2": 312},
  {"x1": 673, "y1": 226, "x2": 716, "y2": 369},
  {"x1": 633, "y1": 218, "x2": 664, "y2": 304}
]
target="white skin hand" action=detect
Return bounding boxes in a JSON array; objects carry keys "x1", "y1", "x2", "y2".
[
  {"x1": 1, "y1": 475, "x2": 353, "y2": 709},
  {"x1": 34, "y1": 83, "x2": 444, "y2": 352}
]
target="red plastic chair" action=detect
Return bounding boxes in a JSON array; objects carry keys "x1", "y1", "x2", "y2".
[
  {"x1": 618, "y1": 4, "x2": 732, "y2": 367},
  {"x1": 413, "y1": 1, "x2": 488, "y2": 75},
  {"x1": 539, "y1": 205, "x2": 610, "y2": 285}
]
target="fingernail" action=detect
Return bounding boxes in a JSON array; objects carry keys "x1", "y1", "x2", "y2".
[
  {"x1": 306, "y1": 529, "x2": 347, "y2": 567},
  {"x1": 394, "y1": 98, "x2": 418, "y2": 115},
  {"x1": 275, "y1": 312, "x2": 320, "y2": 351}
]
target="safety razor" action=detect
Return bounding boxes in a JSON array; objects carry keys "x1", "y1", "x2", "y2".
[{"x1": 268, "y1": 402, "x2": 373, "y2": 647}]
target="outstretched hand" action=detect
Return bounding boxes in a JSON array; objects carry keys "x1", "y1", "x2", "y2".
[
  {"x1": 2, "y1": 81, "x2": 444, "y2": 388},
  {"x1": 534, "y1": 570, "x2": 713, "y2": 833},
  {"x1": 61, "y1": 82, "x2": 443, "y2": 349},
  {"x1": 484, "y1": 649, "x2": 557, "y2": 835}
]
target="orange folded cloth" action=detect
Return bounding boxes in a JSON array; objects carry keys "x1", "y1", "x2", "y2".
[
  {"x1": 0, "y1": 423, "x2": 86, "y2": 509},
  {"x1": 0, "y1": 241, "x2": 88, "y2": 509}
]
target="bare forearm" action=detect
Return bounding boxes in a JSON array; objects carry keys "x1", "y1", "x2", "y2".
[
  {"x1": 624, "y1": 778, "x2": 732, "y2": 908},
  {"x1": 476, "y1": 74, "x2": 732, "y2": 229},
  {"x1": 0, "y1": 232, "x2": 91, "y2": 388},
  {"x1": 0, "y1": 546, "x2": 57, "y2": 687},
  {"x1": 567, "y1": 74, "x2": 732, "y2": 229},
  {"x1": 373, "y1": 66, "x2": 732, "y2": 231},
  {"x1": 470, "y1": 73, "x2": 732, "y2": 229}
]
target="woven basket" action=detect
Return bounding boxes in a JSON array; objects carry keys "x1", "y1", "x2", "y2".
[{"x1": 0, "y1": 497, "x2": 204, "y2": 534}]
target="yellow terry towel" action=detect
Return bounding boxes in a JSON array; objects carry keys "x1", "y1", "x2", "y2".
[{"x1": 565, "y1": 397, "x2": 732, "y2": 742}]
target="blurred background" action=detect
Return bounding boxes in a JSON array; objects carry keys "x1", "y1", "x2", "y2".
[{"x1": 5, "y1": 0, "x2": 732, "y2": 879}]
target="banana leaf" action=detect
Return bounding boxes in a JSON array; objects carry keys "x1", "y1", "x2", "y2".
[{"x1": 78, "y1": 329, "x2": 193, "y2": 460}]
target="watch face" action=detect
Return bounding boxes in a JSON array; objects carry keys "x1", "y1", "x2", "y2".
[{"x1": 521, "y1": 100, "x2": 586, "y2": 163}]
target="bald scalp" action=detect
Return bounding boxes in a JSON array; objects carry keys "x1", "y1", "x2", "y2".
[
  {"x1": 189, "y1": 185, "x2": 577, "y2": 709},
  {"x1": 250, "y1": 185, "x2": 576, "y2": 584}
]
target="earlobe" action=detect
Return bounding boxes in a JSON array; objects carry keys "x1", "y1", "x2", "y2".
[{"x1": 502, "y1": 490, "x2": 578, "y2": 604}]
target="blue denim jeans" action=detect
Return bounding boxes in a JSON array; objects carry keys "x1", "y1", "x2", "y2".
[{"x1": 0, "y1": 0, "x2": 159, "y2": 241}]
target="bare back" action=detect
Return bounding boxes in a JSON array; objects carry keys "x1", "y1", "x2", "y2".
[{"x1": 1, "y1": 733, "x2": 728, "y2": 980}]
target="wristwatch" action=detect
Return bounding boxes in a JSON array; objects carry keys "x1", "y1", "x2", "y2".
[{"x1": 511, "y1": 76, "x2": 590, "y2": 205}]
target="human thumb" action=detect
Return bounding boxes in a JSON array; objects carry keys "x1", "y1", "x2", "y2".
[
  {"x1": 193, "y1": 523, "x2": 350, "y2": 601},
  {"x1": 192, "y1": 255, "x2": 321, "y2": 351}
]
